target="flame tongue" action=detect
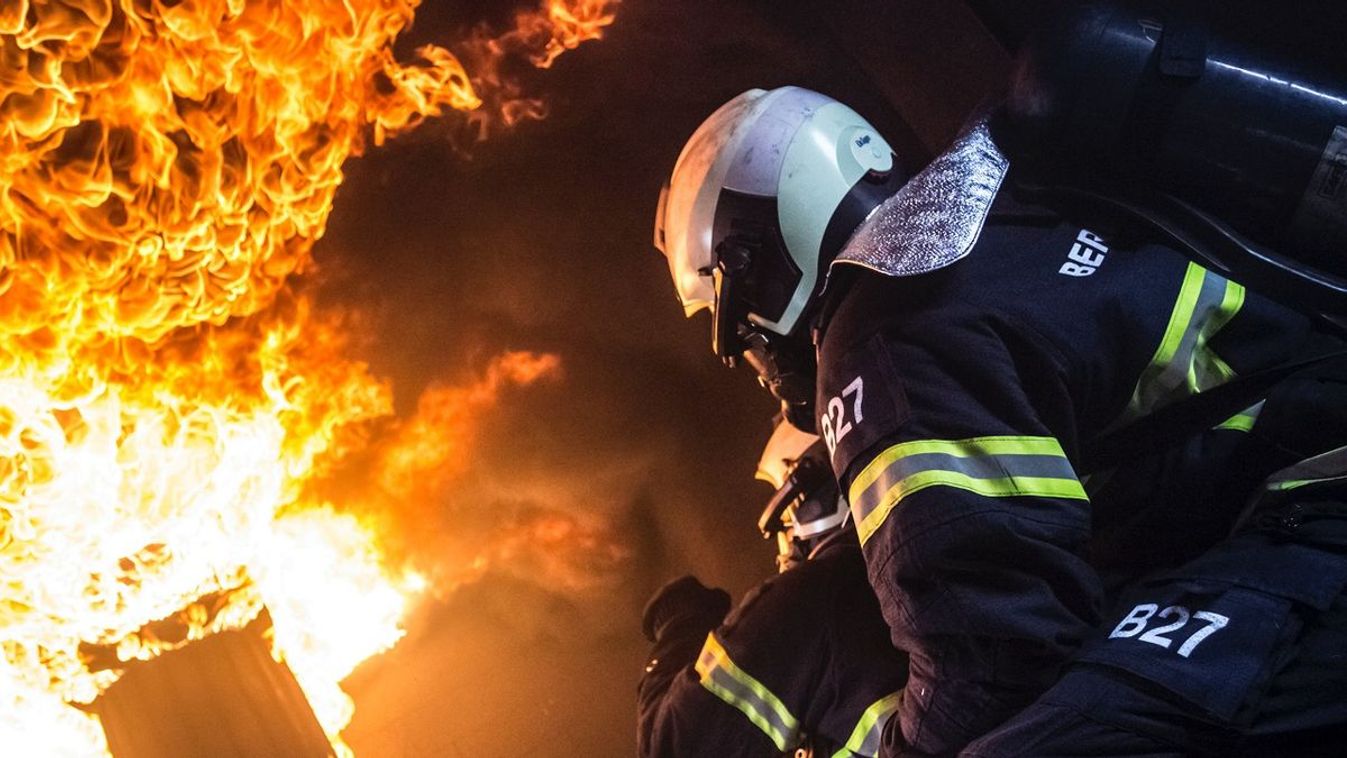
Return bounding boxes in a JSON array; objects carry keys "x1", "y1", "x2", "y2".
[
  {"x1": 0, "y1": 304, "x2": 402, "y2": 752},
  {"x1": 0, "y1": 0, "x2": 619, "y2": 756},
  {"x1": 1, "y1": 0, "x2": 458, "y2": 354}
]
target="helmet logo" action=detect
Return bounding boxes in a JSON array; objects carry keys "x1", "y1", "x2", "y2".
[{"x1": 844, "y1": 127, "x2": 893, "y2": 176}]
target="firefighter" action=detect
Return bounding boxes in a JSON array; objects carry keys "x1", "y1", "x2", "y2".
[
  {"x1": 653, "y1": 85, "x2": 1347, "y2": 755},
  {"x1": 638, "y1": 420, "x2": 909, "y2": 757}
]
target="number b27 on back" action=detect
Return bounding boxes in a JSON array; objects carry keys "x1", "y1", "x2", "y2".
[{"x1": 1108, "y1": 602, "x2": 1230, "y2": 658}]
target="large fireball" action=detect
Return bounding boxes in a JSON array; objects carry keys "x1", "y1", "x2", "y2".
[{"x1": 0, "y1": 0, "x2": 618, "y2": 755}]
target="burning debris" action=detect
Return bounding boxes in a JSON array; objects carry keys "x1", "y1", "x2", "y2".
[
  {"x1": 0, "y1": 0, "x2": 619, "y2": 755},
  {"x1": 92, "y1": 613, "x2": 335, "y2": 758}
]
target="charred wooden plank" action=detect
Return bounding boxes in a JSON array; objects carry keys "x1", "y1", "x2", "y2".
[{"x1": 95, "y1": 628, "x2": 335, "y2": 758}]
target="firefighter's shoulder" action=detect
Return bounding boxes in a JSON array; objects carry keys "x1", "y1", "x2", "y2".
[
  {"x1": 721, "y1": 546, "x2": 856, "y2": 637},
  {"x1": 815, "y1": 268, "x2": 969, "y2": 483}
]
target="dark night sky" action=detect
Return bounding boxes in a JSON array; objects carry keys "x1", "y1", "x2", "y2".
[{"x1": 309, "y1": 1, "x2": 1009, "y2": 754}]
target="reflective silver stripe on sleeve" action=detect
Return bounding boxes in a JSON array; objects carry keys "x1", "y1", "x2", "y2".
[
  {"x1": 1120, "y1": 262, "x2": 1244, "y2": 426},
  {"x1": 847, "y1": 437, "x2": 1087, "y2": 546},
  {"x1": 1264, "y1": 445, "x2": 1347, "y2": 494},
  {"x1": 1216, "y1": 401, "x2": 1265, "y2": 433},
  {"x1": 850, "y1": 451, "x2": 1081, "y2": 523},
  {"x1": 695, "y1": 633, "x2": 801, "y2": 751},
  {"x1": 830, "y1": 691, "x2": 901, "y2": 758}
]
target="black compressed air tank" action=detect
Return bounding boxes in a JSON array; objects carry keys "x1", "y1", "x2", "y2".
[{"x1": 1003, "y1": 1, "x2": 1347, "y2": 271}]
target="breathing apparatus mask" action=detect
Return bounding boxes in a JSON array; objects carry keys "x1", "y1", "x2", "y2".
[{"x1": 756, "y1": 426, "x2": 849, "y2": 573}]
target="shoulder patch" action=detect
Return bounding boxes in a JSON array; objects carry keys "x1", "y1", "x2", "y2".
[{"x1": 816, "y1": 335, "x2": 909, "y2": 481}]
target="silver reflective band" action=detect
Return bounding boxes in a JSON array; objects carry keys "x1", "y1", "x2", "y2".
[
  {"x1": 851, "y1": 450, "x2": 1081, "y2": 521},
  {"x1": 696, "y1": 633, "x2": 802, "y2": 751},
  {"x1": 1264, "y1": 445, "x2": 1347, "y2": 493},
  {"x1": 1117, "y1": 262, "x2": 1244, "y2": 427},
  {"x1": 830, "y1": 692, "x2": 901, "y2": 758},
  {"x1": 848, "y1": 437, "x2": 1088, "y2": 546},
  {"x1": 1216, "y1": 401, "x2": 1265, "y2": 433}
]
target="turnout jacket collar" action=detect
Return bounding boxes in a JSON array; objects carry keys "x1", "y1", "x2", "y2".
[{"x1": 833, "y1": 118, "x2": 1009, "y2": 278}]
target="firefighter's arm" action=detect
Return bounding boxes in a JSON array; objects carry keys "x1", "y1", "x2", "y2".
[
  {"x1": 819, "y1": 317, "x2": 1100, "y2": 756},
  {"x1": 637, "y1": 575, "x2": 772, "y2": 758},
  {"x1": 637, "y1": 575, "x2": 730, "y2": 734},
  {"x1": 637, "y1": 567, "x2": 835, "y2": 757},
  {"x1": 863, "y1": 482, "x2": 1097, "y2": 756}
]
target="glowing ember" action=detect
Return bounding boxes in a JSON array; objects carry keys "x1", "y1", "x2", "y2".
[{"x1": 0, "y1": 0, "x2": 619, "y2": 756}]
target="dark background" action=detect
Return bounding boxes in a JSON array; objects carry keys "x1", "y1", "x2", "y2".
[{"x1": 317, "y1": 1, "x2": 1029, "y2": 754}]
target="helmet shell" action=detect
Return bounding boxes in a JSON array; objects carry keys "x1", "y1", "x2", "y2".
[
  {"x1": 656, "y1": 86, "x2": 897, "y2": 337},
  {"x1": 755, "y1": 420, "x2": 849, "y2": 572},
  {"x1": 756, "y1": 418, "x2": 821, "y2": 489}
]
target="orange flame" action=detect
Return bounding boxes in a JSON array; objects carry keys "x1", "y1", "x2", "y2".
[
  {"x1": 374, "y1": 351, "x2": 563, "y2": 502},
  {"x1": 0, "y1": 0, "x2": 619, "y2": 755},
  {"x1": 346, "y1": 351, "x2": 628, "y2": 593},
  {"x1": 477, "y1": 507, "x2": 631, "y2": 593}
]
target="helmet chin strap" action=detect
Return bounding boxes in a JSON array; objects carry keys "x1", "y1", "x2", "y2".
[
  {"x1": 710, "y1": 234, "x2": 819, "y2": 430},
  {"x1": 741, "y1": 328, "x2": 818, "y2": 434},
  {"x1": 710, "y1": 239, "x2": 753, "y2": 362}
]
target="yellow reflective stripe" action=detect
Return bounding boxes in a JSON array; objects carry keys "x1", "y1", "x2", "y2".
[
  {"x1": 1192, "y1": 279, "x2": 1244, "y2": 388},
  {"x1": 1269, "y1": 478, "x2": 1318, "y2": 492},
  {"x1": 1147, "y1": 262, "x2": 1207, "y2": 386},
  {"x1": 1261, "y1": 447, "x2": 1347, "y2": 499},
  {"x1": 850, "y1": 436, "x2": 1070, "y2": 496},
  {"x1": 1266, "y1": 473, "x2": 1347, "y2": 494},
  {"x1": 1216, "y1": 413, "x2": 1256, "y2": 433},
  {"x1": 1122, "y1": 263, "x2": 1245, "y2": 425},
  {"x1": 695, "y1": 633, "x2": 800, "y2": 750},
  {"x1": 1215, "y1": 401, "x2": 1265, "y2": 433},
  {"x1": 1268, "y1": 473, "x2": 1347, "y2": 493},
  {"x1": 848, "y1": 436, "x2": 1088, "y2": 547},
  {"x1": 830, "y1": 692, "x2": 902, "y2": 758}
]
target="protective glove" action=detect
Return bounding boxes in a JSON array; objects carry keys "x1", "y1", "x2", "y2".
[{"x1": 641, "y1": 575, "x2": 731, "y2": 643}]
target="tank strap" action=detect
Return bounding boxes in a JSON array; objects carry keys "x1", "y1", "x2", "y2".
[
  {"x1": 1081, "y1": 351, "x2": 1347, "y2": 472},
  {"x1": 1007, "y1": 178, "x2": 1347, "y2": 471}
]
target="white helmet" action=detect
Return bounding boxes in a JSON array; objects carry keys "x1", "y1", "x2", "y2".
[
  {"x1": 654, "y1": 86, "x2": 906, "y2": 358},
  {"x1": 755, "y1": 418, "x2": 849, "y2": 573}
]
